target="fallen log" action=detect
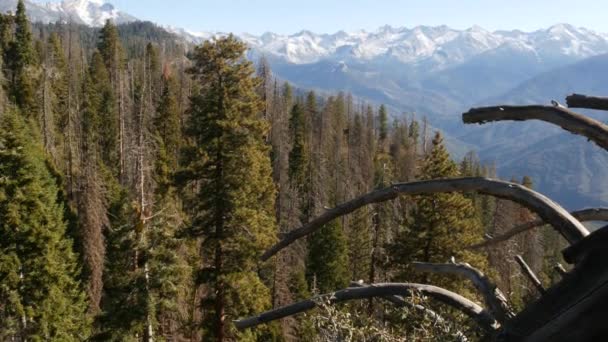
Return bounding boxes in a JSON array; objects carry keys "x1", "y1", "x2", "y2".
[{"x1": 261, "y1": 178, "x2": 589, "y2": 261}]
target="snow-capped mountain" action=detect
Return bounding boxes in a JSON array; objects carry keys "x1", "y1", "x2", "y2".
[
  {"x1": 236, "y1": 23, "x2": 608, "y2": 70},
  {"x1": 0, "y1": 0, "x2": 136, "y2": 26}
]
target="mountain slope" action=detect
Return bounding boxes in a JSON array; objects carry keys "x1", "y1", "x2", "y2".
[
  {"x1": 0, "y1": 0, "x2": 136, "y2": 26},
  {"x1": 465, "y1": 53, "x2": 608, "y2": 209}
]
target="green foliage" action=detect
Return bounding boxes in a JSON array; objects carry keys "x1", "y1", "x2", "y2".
[
  {"x1": 0, "y1": 111, "x2": 89, "y2": 340},
  {"x1": 288, "y1": 102, "x2": 310, "y2": 189},
  {"x1": 181, "y1": 35, "x2": 278, "y2": 341},
  {"x1": 378, "y1": 104, "x2": 388, "y2": 141},
  {"x1": 389, "y1": 132, "x2": 486, "y2": 291},
  {"x1": 1, "y1": 0, "x2": 37, "y2": 114},
  {"x1": 83, "y1": 51, "x2": 118, "y2": 170},
  {"x1": 306, "y1": 219, "x2": 350, "y2": 293}
]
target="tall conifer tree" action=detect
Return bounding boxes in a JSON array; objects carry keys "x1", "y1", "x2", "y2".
[
  {"x1": 179, "y1": 35, "x2": 278, "y2": 341},
  {"x1": 0, "y1": 111, "x2": 89, "y2": 340},
  {"x1": 389, "y1": 132, "x2": 486, "y2": 291}
]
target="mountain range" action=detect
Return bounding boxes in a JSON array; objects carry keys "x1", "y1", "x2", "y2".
[
  {"x1": 8, "y1": 0, "x2": 608, "y2": 209},
  {"x1": 0, "y1": 0, "x2": 134, "y2": 26}
]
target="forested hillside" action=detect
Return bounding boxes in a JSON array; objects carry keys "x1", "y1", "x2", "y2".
[{"x1": 0, "y1": 1, "x2": 571, "y2": 341}]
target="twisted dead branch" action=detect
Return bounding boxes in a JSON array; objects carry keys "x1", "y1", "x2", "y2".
[
  {"x1": 462, "y1": 105, "x2": 608, "y2": 151},
  {"x1": 261, "y1": 178, "x2": 589, "y2": 261},
  {"x1": 234, "y1": 283, "x2": 499, "y2": 332}
]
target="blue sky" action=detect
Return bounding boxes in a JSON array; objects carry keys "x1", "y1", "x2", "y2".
[{"x1": 46, "y1": 0, "x2": 608, "y2": 35}]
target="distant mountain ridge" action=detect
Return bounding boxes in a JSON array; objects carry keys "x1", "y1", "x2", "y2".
[{"x1": 0, "y1": 0, "x2": 136, "y2": 26}]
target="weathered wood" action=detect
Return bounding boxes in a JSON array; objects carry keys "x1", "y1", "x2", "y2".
[
  {"x1": 234, "y1": 283, "x2": 498, "y2": 332},
  {"x1": 469, "y1": 208, "x2": 608, "y2": 250},
  {"x1": 261, "y1": 177, "x2": 589, "y2": 261},
  {"x1": 462, "y1": 105, "x2": 608, "y2": 151},
  {"x1": 412, "y1": 261, "x2": 515, "y2": 323},
  {"x1": 566, "y1": 93, "x2": 608, "y2": 111},
  {"x1": 515, "y1": 255, "x2": 546, "y2": 295}
]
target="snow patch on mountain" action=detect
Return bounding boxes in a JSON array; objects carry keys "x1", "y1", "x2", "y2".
[{"x1": 0, "y1": 0, "x2": 136, "y2": 27}]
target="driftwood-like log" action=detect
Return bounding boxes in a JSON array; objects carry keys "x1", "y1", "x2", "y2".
[
  {"x1": 515, "y1": 255, "x2": 546, "y2": 295},
  {"x1": 234, "y1": 283, "x2": 498, "y2": 332},
  {"x1": 261, "y1": 178, "x2": 589, "y2": 261},
  {"x1": 462, "y1": 105, "x2": 608, "y2": 151},
  {"x1": 469, "y1": 208, "x2": 608, "y2": 250},
  {"x1": 566, "y1": 93, "x2": 608, "y2": 111},
  {"x1": 412, "y1": 261, "x2": 515, "y2": 323}
]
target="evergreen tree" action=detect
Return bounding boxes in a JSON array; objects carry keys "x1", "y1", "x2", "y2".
[
  {"x1": 154, "y1": 73, "x2": 181, "y2": 194},
  {"x1": 179, "y1": 35, "x2": 278, "y2": 341},
  {"x1": 0, "y1": 111, "x2": 89, "y2": 340},
  {"x1": 288, "y1": 102, "x2": 310, "y2": 201},
  {"x1": 306, "y1": 219, "x2": 350, "y2": 293},
  {"x1": 8, "y1": 0, "x2": 37, "y2": 114},
  {"x1": 389, "y1": 132, "x2": 486, "y2": 291},
  {"x1": 378, "y1": 104, "x2": 388, "y2": 141}
]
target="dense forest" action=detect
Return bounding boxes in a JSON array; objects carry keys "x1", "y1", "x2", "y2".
[{"x1": 0, "y1": 1, "x2": 570, "y2": 341}]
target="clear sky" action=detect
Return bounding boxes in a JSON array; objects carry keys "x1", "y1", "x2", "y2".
[{"x1": 42, "y1": 0, "x2": 608, "y2": 35}]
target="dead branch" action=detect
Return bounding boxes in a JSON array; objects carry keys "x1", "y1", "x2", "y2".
[
  {"x1": 261, "y1": 177, "x2": 589, "y2": 261},
  {"x1": 469, "y1": 208, "x2": 608, "y2": 250},
  {"x1": 515, "y1": 255, "x2": 546, "y2": 295},
  {"x1": 566, "y1": 93, "x2": 608, "y2": 111},
  {"x1": 462, "y1": 105, "x2": 608, "y2": 151},
  {"x1": 412, "y1": 261, "x2": 515, "y2": 323},
  {"x1": 234, "y1": 283, "x2": 499, "y2": 332}
]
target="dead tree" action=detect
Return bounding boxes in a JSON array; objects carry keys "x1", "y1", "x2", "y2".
[{"x1": 238, "y1": 93, "x2": 608, "y2": 341}]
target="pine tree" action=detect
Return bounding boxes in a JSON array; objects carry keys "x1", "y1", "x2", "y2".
[
  {"x1": 0, "y1": 111, "x2": 89, "y2": 340},
  {"x1": 154, "y1": 73, "x2": 181, "y2": 194},
  {"x1": 389, "y1": 132, "x2": 486, "y2": 292},
  {"x1": 306, "y1": 219, "x2": 350, "y2": 293},
  {"x1": 378, "y1": 104, "x2": 388, "y2": 141},
  {"x1": 288, "y1": 102, "x2": 310, "y2": 203},
  {"x1": 97, "y1": 19, "x2": 125, "y2": 178},
  {"x1": 179, "y1": 35, "x2": 278, "y2": 341},
  {"x1": 8, "y1": 0, "x2": 37, "y2": 114}
]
